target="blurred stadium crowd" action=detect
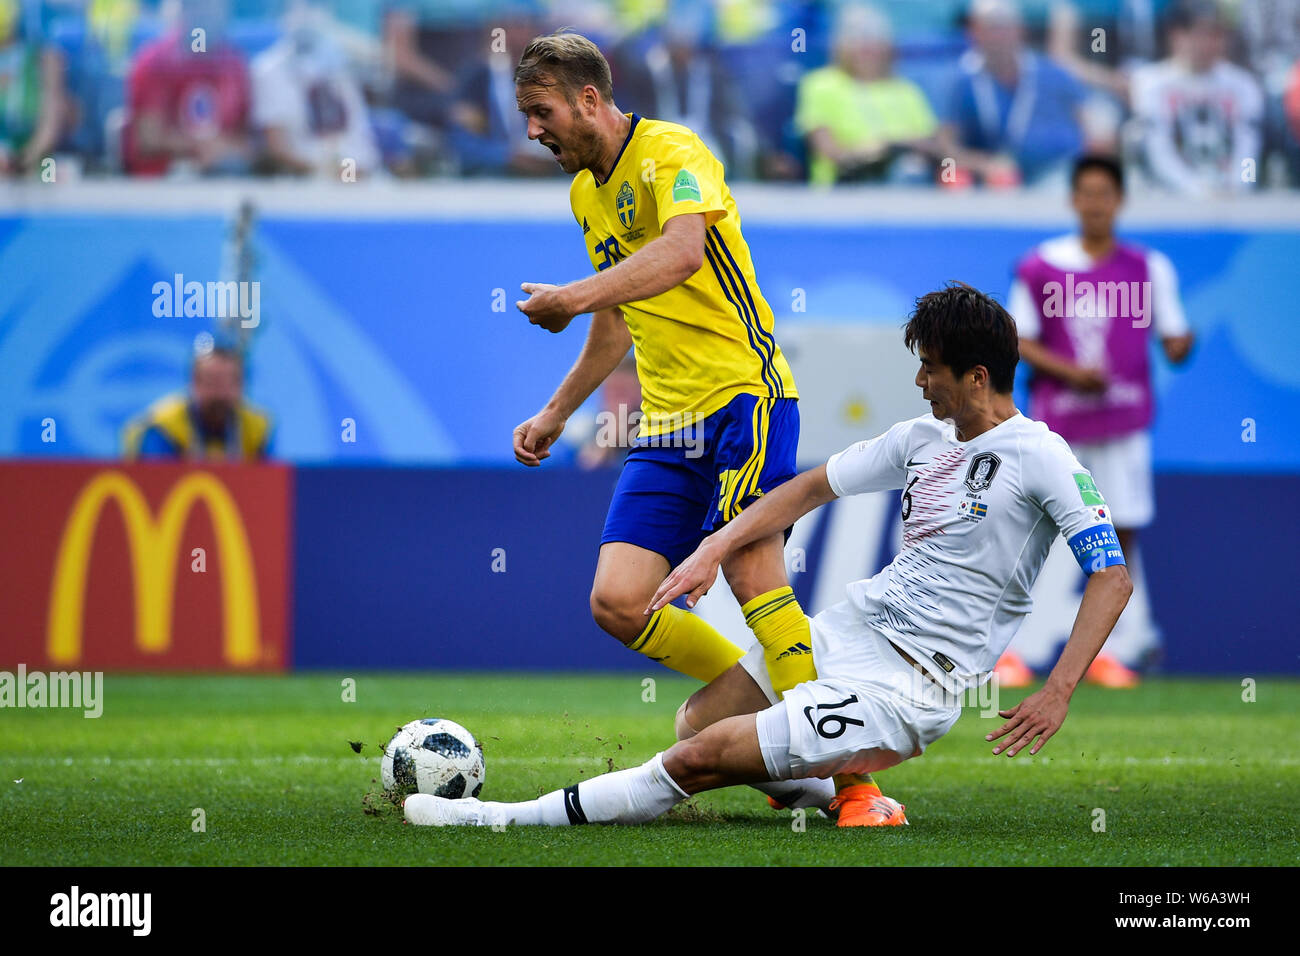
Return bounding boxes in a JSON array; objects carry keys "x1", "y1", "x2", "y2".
[{"x1": 2, "y1": 0, "x2": 1298, "y2": 190}]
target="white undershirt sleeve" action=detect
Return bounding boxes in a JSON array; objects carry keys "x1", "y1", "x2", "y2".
[
  {"x1": 824, "y1": 419, "x2": 912, "y2": 498},
  {"x1": 1147, "y1": 249, "x2": 1189, "y2": 338},
  {"x1": 1007, "y1": 278, "x2": 1040, "y2": 339}
]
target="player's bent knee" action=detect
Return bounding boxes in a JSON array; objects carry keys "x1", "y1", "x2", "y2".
[
  {"x1": 674, "y1": 699, "x2": 699, "y2": 741},
  {"x1": 588, "y1": 585, "x2": 644, "y2": 645},
  {"x1": 662, "y1": 737, "x2": 716, "y2": 793}
]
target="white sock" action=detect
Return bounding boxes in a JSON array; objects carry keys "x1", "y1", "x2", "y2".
[
  {"x1": 676, "y1": 691, "x2": 815, "y2": 810},
  {"x1": 488, "y1": 753, "x2": 689, "y2": 826},
  {"x1": 753, "y1": 777, "x2": 835, "y2": 812}
]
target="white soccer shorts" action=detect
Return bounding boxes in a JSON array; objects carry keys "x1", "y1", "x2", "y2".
[{"x1": 748, "y1": 601, "x2": 962, "y2": 780}]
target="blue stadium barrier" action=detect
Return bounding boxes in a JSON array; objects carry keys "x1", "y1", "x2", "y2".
[
  {"x1": 291, "y1": 465, "x2": 1300, "y2": 674},
  {"x1": 292, "y1": 464, "x2": 631, "y2": 671}
]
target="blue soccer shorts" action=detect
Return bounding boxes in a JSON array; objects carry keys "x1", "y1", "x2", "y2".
[{"x1": 600, "y1": 394, "x2": 800, "y2": 568}]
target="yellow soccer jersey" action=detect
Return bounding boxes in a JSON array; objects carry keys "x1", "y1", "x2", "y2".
[{"x1": 569, "y1": 113, "x2": 797, "y2": 436}]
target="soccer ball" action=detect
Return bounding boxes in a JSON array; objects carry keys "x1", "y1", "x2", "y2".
[{"x1": 381, "y1": 718, "x2": 485, "y2": 799}]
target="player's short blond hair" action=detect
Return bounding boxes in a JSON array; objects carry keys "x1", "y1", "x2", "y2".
[{"x1": 514, "y1": 30, "x2": 614, "y2": 105}]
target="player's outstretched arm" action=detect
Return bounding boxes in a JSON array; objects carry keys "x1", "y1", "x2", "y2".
[
  {"x1": 646, "y1": 465, "x2": 836, "y2": 612},
  {"x1": 987, "y1": 564, "x2": 1133, "y2": 757},
  {"x1": 568, "y1": 213, "x2": 705, "y2": 314},
  {"x1": 517, "y1": 215, "x2": 706, "y2": 333},
  {"x1": 513, "y1": 307, "x2": 630, "y2": 466}
]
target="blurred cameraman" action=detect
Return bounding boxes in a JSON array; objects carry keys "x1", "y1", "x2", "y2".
[{"x1": 123, "y1": 339, "x2": 273, "y2": 461}]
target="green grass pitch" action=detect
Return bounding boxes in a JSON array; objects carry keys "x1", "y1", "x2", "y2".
[{"x1": 3, "y1": 673, "x2": 1297, "y2": 866}]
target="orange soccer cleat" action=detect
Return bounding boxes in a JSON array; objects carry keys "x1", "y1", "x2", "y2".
[
  {"x1": 1084, "y1": 653, "x2": 1140, "y2": 688},
  {"x1": 828, "y1": 783, "x2": 908, "y2": 827},
  {"x1": 993, "y1": 651, "x2": 1034, "y2": 688}
]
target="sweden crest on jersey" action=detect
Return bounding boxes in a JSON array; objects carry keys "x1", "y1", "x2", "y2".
[{"x1": 616, "y1": 181, "x2": 637, "y2": 230}]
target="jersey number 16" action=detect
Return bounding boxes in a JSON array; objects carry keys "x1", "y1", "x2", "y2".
[{"x1": 803, "y1": 695, "x2": 865, "y2": 740}]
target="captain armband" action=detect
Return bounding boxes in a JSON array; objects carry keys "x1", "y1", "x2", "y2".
[{"x1": 1067, "y1": 524, "x2": 1127, "y2": 575}]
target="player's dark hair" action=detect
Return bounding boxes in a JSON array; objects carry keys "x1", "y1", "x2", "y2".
[
  {"x1": 515, "y1": 30, "x2": 615, "y2": 106},
  {"x1": 904, "y1": 283, "x2": 1019, "y2": 393},
  {"x1": 1071, "y1": 154, "x2": 1125, "y2": 194}
]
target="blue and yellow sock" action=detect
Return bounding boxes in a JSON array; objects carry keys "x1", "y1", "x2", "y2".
[
  {"x1": 741, "y1": 585, "x2": 816, "y2": 698},
  {"x1": 630, "y1": 605, "x2": 744, "y2": 683}
]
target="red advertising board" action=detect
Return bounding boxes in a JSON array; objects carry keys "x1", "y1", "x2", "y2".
[{"x1": 0, "y1": 463, "x2": 291, "y2": 671}]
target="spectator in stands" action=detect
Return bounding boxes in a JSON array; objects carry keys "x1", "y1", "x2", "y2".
[
  {"x1": 383, "y1": 5, "x2": 456, "y2": 139},
  {"x1": 1238, "y1": 0, "x2": 1300, "y2": 90},
  {"x1": 1047, "y1": 0, "x2": 1177, "y2": 98},
  {"x1": 447, "y1": 16, "x2": 558, "y2": 176},
  {"x1": 123, "y1": 339, "x2": 273, "y2": 461},
  {"x1": 1238, "y1": 0, "x2": 1300, "y2": 187},
  {"x1": 384, "y1": 2, "x2": 531, "y2": 136},
  {"x1": 609, "y1": 0, "x2": 757, "y2": 176},
  {"x1": 0, "y1": 0, "x2": 67, "y2": 177},
  {"x1": 1130, "y1": 0, "x2": 1264, "y2": 195},
  {"x1": 251, "y1": 2, "x2": 380, "y2": 178},
  {"x1": 707, "y1": 0, "x2": 812, "y2": 181},
  {"x1": 794, "y1": 3, "x2": 940, "y2": 186},
  {"x1": 123, "y1": 0, "x2": 252, "y2": 176},
  {"x1": 940, "y1": 0, "x2": 1087, "y2": 187}
]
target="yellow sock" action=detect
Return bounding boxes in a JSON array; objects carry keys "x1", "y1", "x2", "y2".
[
  {"x1": 741, "y1": 586, "x2": 817, "y2": 698},
  {"x1": 833, "y1": 772, "x2": 877, "y2": 792},
  {"x1": 629, "y1": 605, "x2": 744, "y2": 683}
]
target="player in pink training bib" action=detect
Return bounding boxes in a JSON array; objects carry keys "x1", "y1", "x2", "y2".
[{"x1": 1002, "y1": 155, "x2": 1194, "y2": 688}]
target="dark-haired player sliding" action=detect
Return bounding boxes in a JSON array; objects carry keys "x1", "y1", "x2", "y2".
[{"x1": 410, "y1": 285, "x2": 1132, "y2": 828}]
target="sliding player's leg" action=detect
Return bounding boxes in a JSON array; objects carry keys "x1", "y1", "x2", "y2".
[
  {"x1": 675, "y1": 655, "x2": 771, "y2": 732},
  {"x1": 590, "y1": 542, "x2": 744, "y2": 683},
  {"x1": 673, "y1": 655, "x2": 835, "y2": 813},
  {"x1": 404, "y1": 657, "x2": 960, "y2": 828},
  {"x1": 404, "y1": 713, "x2": 770, "y2": 827},
  {"x1": 704, "y1": 395, "x2": 886, "y2": 799},
  {"x1": 724, "y1": 533, "x2": 882, "y2": 801},
  {"x1": 783, "y1": 603, "x2": 965, "y2": 826}
]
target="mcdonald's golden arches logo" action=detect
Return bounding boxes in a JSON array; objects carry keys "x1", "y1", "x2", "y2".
[{"x1": 47, "y1": 470, "x2": 261, "y2": 666}]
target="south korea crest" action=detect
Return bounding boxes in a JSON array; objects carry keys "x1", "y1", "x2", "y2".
[
  {"x1": 964, "y1": 452, "x2": 1001, "y2": 492},
  {"x1": 616, "y1": 181, "x2": 636, "y2": 229}
]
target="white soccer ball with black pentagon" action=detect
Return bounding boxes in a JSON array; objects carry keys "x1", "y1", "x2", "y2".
[{"x1": 382, "y1": 718, "x2": 485, "y2": 799}]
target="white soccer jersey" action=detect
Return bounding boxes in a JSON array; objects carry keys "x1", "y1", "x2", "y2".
[{"x1": 824, "y1": 411, "x2": 1124, "y2": 693}]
